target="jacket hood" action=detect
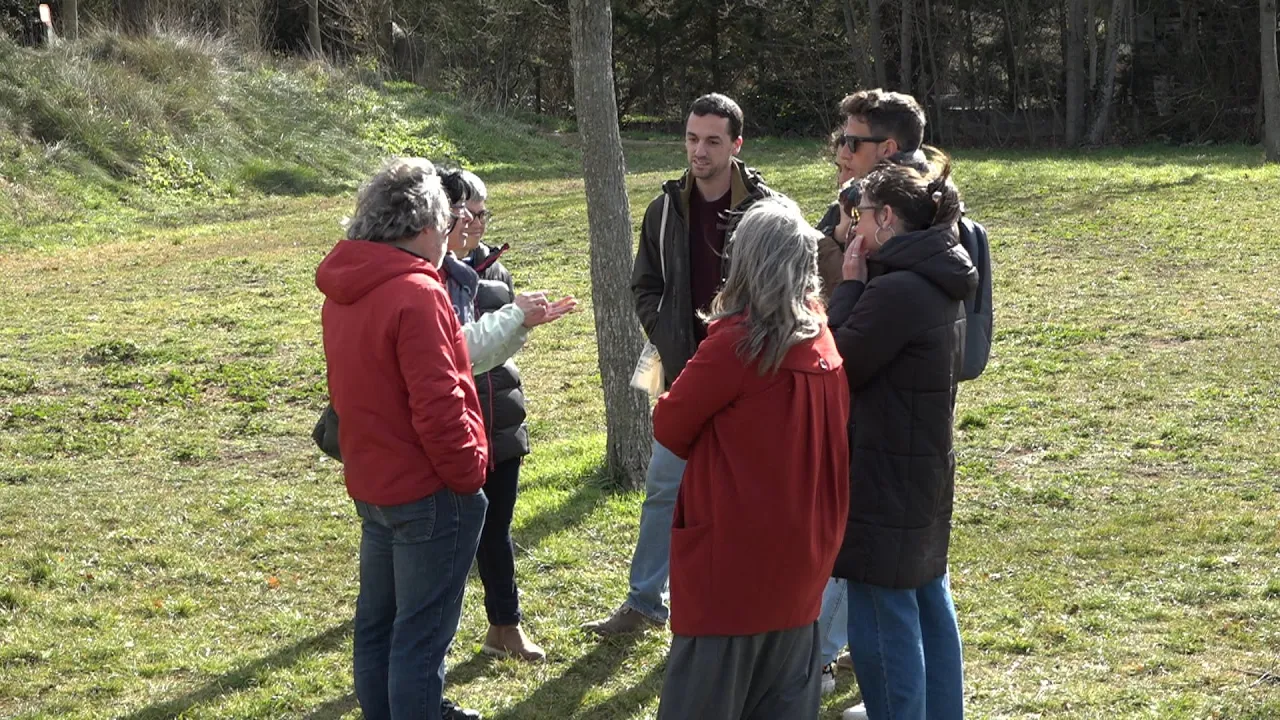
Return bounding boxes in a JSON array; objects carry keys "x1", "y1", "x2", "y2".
[
  {"x1": 315, "y1": 240, "x2": 439, "y2": 305},
  {"x1": 871, "y1": 224, "x2": 978, "y2": 301}
]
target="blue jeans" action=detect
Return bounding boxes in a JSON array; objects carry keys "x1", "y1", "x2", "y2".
[
  {"x1": 352, "y1": 489, "x2": 488, "y2": 720},
  {"x1": 624, "y1": 439, "x2": 686, "y2": 622},
  {"x1": 845, "y1": 573, "x2": 964, "y2": 720},
  {"x1": 818, "y1": 578, "x2": 849, "y2": 665}
]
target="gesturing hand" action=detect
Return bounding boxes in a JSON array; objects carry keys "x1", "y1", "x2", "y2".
[
  {"x1": 516, "y1": 292, "x2": 578, "y2": 328},
  {"x1": 842, "y1": 234, "x2": 869, "y2": 283}
]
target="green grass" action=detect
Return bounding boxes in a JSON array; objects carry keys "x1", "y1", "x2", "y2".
[
  {"x1": 4, "y1": 141, "x2": 1280, "y2": 720},
  {"x1": 4, "y1": 35, "x2": 1280, "y2": 720}
]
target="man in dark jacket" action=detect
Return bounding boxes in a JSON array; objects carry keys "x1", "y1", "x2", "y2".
[{"x1": 584, "y1": 93, "x2": 775, "y2": 636}]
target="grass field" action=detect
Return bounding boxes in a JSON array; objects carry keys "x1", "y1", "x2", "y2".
[{"x1": 3, "y1": 139, "x2": 1280, "y2": 720}]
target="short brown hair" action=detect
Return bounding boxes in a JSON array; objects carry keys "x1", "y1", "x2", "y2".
[
  {"x1": 689, "y1": 93, "x2": 744, "y2": 140},
  {"x1": 839, "y1": 90, "x2": 927, "y2": 152}
]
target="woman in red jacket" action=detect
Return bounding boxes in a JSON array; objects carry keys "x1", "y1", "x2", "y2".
[
  {"x1": 316, "y1": 158, "x2": 489, "y2": 720},
  {"x1": 653, "y1": 196, "x2": 851, "y2": 720}
]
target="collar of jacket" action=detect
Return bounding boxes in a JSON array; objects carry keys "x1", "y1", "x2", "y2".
[{"x1": 663, "y1": 157, "x2": 767, "y2": 220}]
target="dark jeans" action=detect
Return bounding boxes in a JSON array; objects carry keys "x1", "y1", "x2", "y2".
[
  {"x1": 352, "y1": 488, "x2": 488, "y2": 720},
  {"x1": 475, "y1": 457, "x2": 522, "y2": 625}
]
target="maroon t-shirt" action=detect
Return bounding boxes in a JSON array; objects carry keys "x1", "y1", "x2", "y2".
[{"x1": 688, "y1": 185, "x2": 732, "y2": 343}]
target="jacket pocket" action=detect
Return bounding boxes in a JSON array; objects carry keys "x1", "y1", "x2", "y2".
[{"x1": 669, "y1": 524, "x2": 713, "y2": 624}]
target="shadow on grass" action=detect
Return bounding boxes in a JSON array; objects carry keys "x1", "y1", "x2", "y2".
[
  {"x1": 119, "y1": 622, "x2": 353, "y2": 720},
  {"x1": 513, "y1": 462, "x2": 617, "y2": 555},
  {"x1": 488, "y1": 633, "x2": 654, "y2": 720},
  {"x1": 303, "y1": 691, "x2": 358, "y2": 720}
]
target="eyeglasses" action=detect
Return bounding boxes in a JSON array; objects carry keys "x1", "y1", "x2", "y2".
[
  {"x1": 840, "y1": 134, "x2": 889, "y2": 153},
  {"x1": 471, "y1": 210, "x2": 493, "y2": 222},
  {"x1": 851, "y1": 204, "x2": 883, "y2": 225}
]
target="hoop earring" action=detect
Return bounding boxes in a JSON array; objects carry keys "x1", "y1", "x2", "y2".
[{"x1": 874, "y1": 225, "x2": 893, "y2": 246}]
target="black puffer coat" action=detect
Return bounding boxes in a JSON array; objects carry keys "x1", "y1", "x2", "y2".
[
  {"x1": 827, "y1": 224, "x2": 978, "y2": 589},
  {"x1": 466, "y1": 243, "x2": 529, "y2": 464}
]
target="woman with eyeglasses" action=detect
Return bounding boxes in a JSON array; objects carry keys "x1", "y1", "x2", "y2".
[
  {"x1": 827, "y1": 151, "x2": 977, "y2": 720},
  {"x1": 452, "y1": 170, "x2": 549, "y2": 663}
]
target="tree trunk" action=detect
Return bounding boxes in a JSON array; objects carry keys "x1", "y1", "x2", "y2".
[
  {"x1": 1087, "y1": 0, "x2": 1098, "y2": 90},
  {"x1": 64, "y1": 0, "x2": 79, "y2": 40},
  {"x1": 1065, "y1": 0, "x2": 1086, "y2": 145},
  {"x1": 567, "y1": 0, "x2": 652, "y2": 489},
  {"x1": 923, "y1": 0, "x2": 946, "y2": 143},
  {"x1": 119, "y1": 0, "x2": 148, "y2": 35},
  {"x1": 869, "y1": 0, "x2": 888, "y2": 88},
  {"x1": 899, "y1": 0, "x2": 915, "y2": 92},
  {"x1": 1264, "y1": 0, "x2": 1280, "y2": 161},
  {"x1": 373, "y1": 1, "x2": 394, "y2": 67},
  {"x1": 842, "y1": 0, "x2": 875, "y2": 89},
  {"x1": 1088, "y1": 0, "x2": 1126, "y2": 144},
  {"x1": 306, "y1": 0, "x2": 323, "y2": 58}
]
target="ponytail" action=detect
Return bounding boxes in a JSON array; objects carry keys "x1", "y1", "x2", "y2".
[{"x1": 861, "y1": 147, "x2": 963, "y2": 232}]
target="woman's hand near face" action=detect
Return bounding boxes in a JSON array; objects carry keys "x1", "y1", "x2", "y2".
[
  {"x1": 842, "y1": 234, "x2": 868, "y2": 283},
  {"x1": 833, "y1": 207, "x2": 853, "y2": 250}
]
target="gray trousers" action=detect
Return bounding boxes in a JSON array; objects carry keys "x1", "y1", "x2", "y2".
[{"x1": 657, "y1": 623, "x2": 822, "y2": 720}]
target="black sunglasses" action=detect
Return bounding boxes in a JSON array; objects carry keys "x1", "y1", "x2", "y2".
[{"x1": 840, "y1": 134, "x2": 889, "y2": 152}]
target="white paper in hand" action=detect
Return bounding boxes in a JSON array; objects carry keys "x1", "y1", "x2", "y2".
[{"x1": 629, "y1": 342, "x2": 665, "y2": 398}]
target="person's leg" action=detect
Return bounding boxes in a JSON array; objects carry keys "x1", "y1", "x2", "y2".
[
  {"x1": 657, "y1": 634, "x2": 754, "y2": 720},
  {"x1": 818, "y1": 578, "x2": 850, "y2": 665},
  {"x1": 846, "y1": 581, "x2": 927, "y2": 720},
  {"x1": 476, "y1": 458, "x2": 521, "y2": 626},
  {"x1": 352, "y1": 501, "x2": 396, "y2": 720},
  {"x1": 624, "y1": 440, "x2": 686, "y2": 621},
  {"x1": 919, "y1": 573, "x2": 965, "y2": 720},
  {"x1": 743, "y1": 623, "x2": 823, "y2": 720},
  {"x1": 384, "y1": 489, "x2": 488, "y2": 720}
]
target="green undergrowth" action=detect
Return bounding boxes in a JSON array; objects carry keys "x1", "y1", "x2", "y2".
[{"x1": 0, "y1": 31, "x2": 584, "y2": 249}]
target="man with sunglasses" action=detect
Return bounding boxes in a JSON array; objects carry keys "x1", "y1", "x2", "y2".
[{"x1": 813, "y1": 89, "x2": 993, "y2": 720}]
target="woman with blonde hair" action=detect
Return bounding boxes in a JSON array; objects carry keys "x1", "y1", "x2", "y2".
[{"x1": 653, "y1": 196, "x2": 850, "y2": 719}]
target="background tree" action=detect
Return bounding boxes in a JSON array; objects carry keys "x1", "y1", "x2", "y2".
[
  {"x1": 1065, "y1": 0, "x2": 1087, "y2": 145},
  {"x1": 306, "y1": 0, "x2": 322, "y2": 57},
  {"x1": 1089, "y1": 0, "x2": 1127, "y2": 144},
  {"x1": 568, "y1": 0, "x2": 652, "y2": 488},
  {"x1": 868, "y1": 0, "x2": 888, "y2": 87},
  {"x1": 1264, "y1": 0, "x2": 1280, "y2": 161},
  {"x1": 64, "y1": 0, "x2": 79, "y2": 40},
  {"x1": 118, "y1": 0, "x2": 148, "y2": 35}
]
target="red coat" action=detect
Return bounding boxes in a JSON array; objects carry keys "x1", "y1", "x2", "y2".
[
  {"x1": 316, "y1": 240, "x2": 488, "y2": 506},
  {"x1": 654, "y1": 316, "x2": 850, "y2": 637}
]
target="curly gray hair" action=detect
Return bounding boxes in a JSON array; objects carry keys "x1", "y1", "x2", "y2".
[
  {"x1": 705, "y1": 196, "x2": 825, "y2": 374},
  {"x1": 345, "y1": 158, "x2": 450, "y2": 243}
]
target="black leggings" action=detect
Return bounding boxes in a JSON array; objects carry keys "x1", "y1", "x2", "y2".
[{"x1": 475, "y1": 456, "x2": 522, "y2": 625}]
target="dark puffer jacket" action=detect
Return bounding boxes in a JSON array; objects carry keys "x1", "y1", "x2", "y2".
[
  {"x1": 827, "y1": 224, "x2": 978, "y2": 589},
  {"x1": 466, "y1": 243, "x2": 529, "y2": 464}
]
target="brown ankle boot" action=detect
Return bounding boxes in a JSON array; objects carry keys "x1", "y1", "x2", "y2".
[{"x1": 482, "y1": 624, "x2": 546, "y2": 662}]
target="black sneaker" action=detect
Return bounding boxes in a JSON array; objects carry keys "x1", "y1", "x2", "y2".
[{"x1": 442, "y1": 698, "x2": 482, "y2": 720}]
